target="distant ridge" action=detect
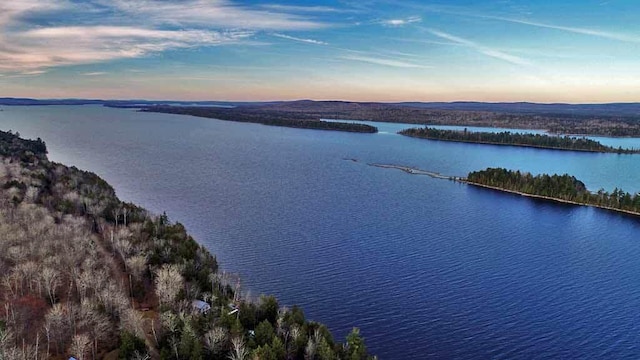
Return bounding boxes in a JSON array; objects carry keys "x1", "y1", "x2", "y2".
[
  {"x1": 0, "y1": 97, "x2": 243, "y2": 107},
  {"x1": 1, "y1": 97, "x2": 639, "y2": 117},
  {"x1": 243, "y1": 99, "x2": 640, "y2": 118},
  {"x1": 392, "y1": 101, "x2": 640, "y2": 117}
]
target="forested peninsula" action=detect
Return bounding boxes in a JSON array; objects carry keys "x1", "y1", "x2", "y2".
[
  {"x1": 464, "y1": 168, "x2": 640, "y2": 216},
  {"x1": 5, "y1": 98, "x2": 640, "y2": 136},
  {"x1": 214, "y1": 101, "x2": 640, "y2": 137},
  {"x1": 399, "y1": 127, "x2": 639, "y2": 154},
  {"x1": 0, "y1": 130, "x2": 374, "y2": 360},
  {"x1": 141, "y1": 106, "x2": 378, "y2": 133}
]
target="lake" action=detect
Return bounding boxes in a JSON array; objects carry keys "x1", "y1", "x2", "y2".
[{"x1": 2, "y1": 105, "x2": 640, "y2": 359}]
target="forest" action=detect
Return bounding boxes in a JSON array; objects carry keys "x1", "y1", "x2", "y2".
[
  {"x1": 398, "y1": 127, "x2": 639, "y2": 153},
  {"x1": 5, "y1": 98, "x2": 640, "y2": 136},
  {"x1": 466, "y1": 168, "x2": 640, "y2": 214},
  {"x1": 0, "y1": 130, "x2": 47, "y2": 158},
  {"x1": 0, "y1": 130, "x2": 374, "y2": 360},
  {"x1": 142, "y1": 106, "x2": 378, "y2": 133},
  {"x1": 233, "y1": 101, "x2": 640, "y2": 137}
]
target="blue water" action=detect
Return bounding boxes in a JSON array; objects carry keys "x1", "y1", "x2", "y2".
[
  {"x1": 2, "y1": 106, "x2": 640, "y2": 359},
  {"x1": 327, "y1": 118, "x2": 640, "y2": 150}
]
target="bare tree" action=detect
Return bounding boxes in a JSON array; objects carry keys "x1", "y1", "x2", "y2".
[
  {"x1": 228, "y1": 336, "x2": 249, "y2": 360},
  {"x1": 40, "y1": 267, "x2": 60, "y2": 305},
  {"x1": 96, "y1": 280, "x2": 129, "y2": 317},
  {"x1": 121, "y1": 309, "x2": 146, "y2": 340},
  {"x1": 16, "y1": 261, "x2": 39, "y2": 294},
  {"x1": 44, "y1": 304, "x2": 68, "y2": 356},
  {"x1": 115, "y1": 237, "x2": 133, "y2": 270},
  {"x1": 77, "y1": 271, "x2": 93, "y2": 302},
  {"x1": 288, "y1": 325, "x2": 301, "y2": 358},
  {"x1": 2, "y1": 271, "x2": 19, "y2": 298},
  {"x1": 126, "y1": 255, "x2": 147, "y2": 282},
  {"x1": 204, "y1": 327, "x2": 228, "y2": 357},
  {"x1": 154, "y1": 264, "x2": 184, "y2": 307},
  {"x1": 305, "y1": 329, "x2": 321, "y2": 360},
  {"x1": 78, "y1": 300, "x2": 113, "y2": 359},
  {"x1": 305, "y1": 338, "x2": 317, "y2": 360},
  {"x1": 0, "y1": 326, "x2": 15, "y2": 360},
  {"x1": 69, "y1": 334, "x2": 91, "y2": 360},
  {"x1": 112, "y1": 208, "x2": 120, "y2": 228}
]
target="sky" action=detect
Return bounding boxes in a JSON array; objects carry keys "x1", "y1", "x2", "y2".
[{"x1": 0, "y1": 0, "x2": 639, "y2": 103}]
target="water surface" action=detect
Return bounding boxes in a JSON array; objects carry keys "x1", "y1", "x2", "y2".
[{"x1": 1, "y1": 105, "x2": 640, "y2": 359}]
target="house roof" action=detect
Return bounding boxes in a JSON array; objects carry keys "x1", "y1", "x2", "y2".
[{"x1": 192, "y1": 300, "x2": 211, "y2": 310}]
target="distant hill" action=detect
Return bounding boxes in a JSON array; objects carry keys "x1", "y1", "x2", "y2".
[
  {"x1": 0, "y1": 97, "x2": 107, "y2": 105},
  {"x1": 0, "y1": 97, "x2": 242, "y2": 107},
  {"x1": 3, "y1": 98, "x2": 640, "y2": 136},
  {"x1": 235, "y1": 100, "x2": 640, "y2": 136},
  {"x1": 393, "y1": 101, "x2": 640, "y2": 117},
  {"x1": 199, "y1": 99, "x2": 640, "y2": 118},
  {"x1": 2, "y1": 97, "x2": 640, "y2": 117}
]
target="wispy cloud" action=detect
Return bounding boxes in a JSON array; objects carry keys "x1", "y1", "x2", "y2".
[
  {"x1": 19, "y1": 70, "x2": 47, "y2": 76},
  {"x1": 380, "y1": 16, "x2": 422, "y2": 27},
  {"x1": 340, "y1": 54, "x2": 431, "y2": 68},
  {"x1": 384, "y1": 36, "x2": 463, "y2": 47},
  {"x1": 0, "y1": 0, "x2": 331, "y2": 73},
  {"x1": 483, "y1": 16, "x2": 640, "y2": 43},
  {"x1": 0, "y1": 0, "x2": 66, "y2": 27},
  {"x1": 1, "y1": 26, "x2": 252, "y2": 72},
  {"x1": 103, "y1": 0, "x2": 326, "y2": 30},
  {"x1": 272, "y1": 33, "x2": 328, "y2": 45},
  {"x1": 411, "y1": 5, "x2": 640, "y2": 44},
  {"x1": 506, "y1": 47, "x2": 615, "y2": 60},
  {"x1": 81, "y1": 72, "x2": 107, "y2": 76},
  {"x1": 260, "y1": 4, "x2": 347, "y2": 13},
  {"x1": 427, "y1": 29, "x2": 530, "y2": 66}
]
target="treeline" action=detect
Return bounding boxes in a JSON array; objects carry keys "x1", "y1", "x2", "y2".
[
  {"x1": 466, "y1": 168, "x2": 640, "y2": 214},
  {"x1": 0, "y1": 129, "x2": 374, "y2": 360},
  {"x1": 243, "y1": 100, "x2": 640, "y2": 137},
  {"x1": 399, "y1": 127, "x2": 639, "y2": 154},
  {"x1": 142, "y1": 106, "x2": 378, "y2": 133},
  {"x1": 0, "y1": 130, "x2": 47, "y2": 159}
]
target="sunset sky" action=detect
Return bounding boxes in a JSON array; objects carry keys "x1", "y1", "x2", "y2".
[{"x1": 1, "y1": 0, "x2": 639, "y2": 102}]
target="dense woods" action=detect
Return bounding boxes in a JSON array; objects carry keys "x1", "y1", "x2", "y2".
[
  {"x1": 238, "y1": 101, "x2": 640, "y2": 137},
  {"x1": 142, "y1": 106, "x2": 378, "y2": 133},
  {"x1": 0, "y1": 130, "x2": 47, "y2": 158},
  {"x1": 399, "y1": 127, "x2": 639, "y2": 153},
  {"x1": 5, "y1": 98, "x2": 640, "y2": 136},
  {"x1": 0, "y1": 130, "x2": 374, "y2": 360},
  {"x1": 466, "y1": 168, "x2": 640, "y2": 214}
]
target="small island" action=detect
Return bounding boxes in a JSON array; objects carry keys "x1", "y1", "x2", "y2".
[
  {"x1": 361, "y1": 160, "x2": 640, "y2": 217},
  {"x1": 142, "y1": 105, "x2": 378, "y2": 133},
  {"x1": 399, "y1": 127, "x2": 640, "y2": 154},
  {"x1": 464, "y1": 167, "x2": 640, "y2": 216}
]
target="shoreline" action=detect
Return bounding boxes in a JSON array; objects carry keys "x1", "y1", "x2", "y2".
[
  {"x1": 141, "y1": 106, "x2": 379, "y2": 133},
  {"x1": 461, "y1": 181, "x2": 640, "y2": 218},
  {"x1": 0, "y1": 129, "x2": 376, "y2": 358},
  {"x1": 368, "y1": 163, "x2": 456, "y2": 179},
  {"x1": 399, "y1": 133, "x2": 638, "y2": 154},
  {"x1": 362, "y1": 160, "x2": 640, "y2": 218},
  {"x1": 424, "y1": 124, "x2": 640, "y2": 139}
]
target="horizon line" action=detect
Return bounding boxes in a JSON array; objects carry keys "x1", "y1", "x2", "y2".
[{"x1": 1, "y1": 96, "x2": 639, "y2": 106}]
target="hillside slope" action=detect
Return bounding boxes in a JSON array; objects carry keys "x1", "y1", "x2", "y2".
[{"x1": 0, "y1": 130, "x2": 372, "y2": 360}]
